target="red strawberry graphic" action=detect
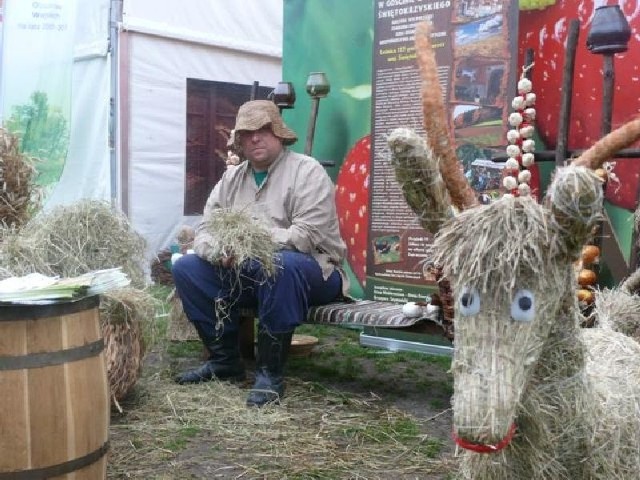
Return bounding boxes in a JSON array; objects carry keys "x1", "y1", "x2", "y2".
[
  {"x1": 335, "y1": 135, "x2": 370, "y2": 287},
  {"x1": 519, "y1": 1, "x2": 640, "y2": 210}
]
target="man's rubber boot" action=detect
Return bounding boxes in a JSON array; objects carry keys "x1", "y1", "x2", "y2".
[
  {"x1": 246, "y1": 327, "x2": 293, "y2": 407},
  {"x1": 175, "y1": 330, "x2": 245, "y2": 384}
]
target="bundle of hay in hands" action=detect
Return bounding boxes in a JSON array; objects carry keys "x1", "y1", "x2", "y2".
[
  {"x1": 194, "y1": 208, "x2": 278, "y2": 277},
  {"x1": 167, "y1": 211, "x2": 278, "y2": 340},
  {"x1": 0, "y1": 200, "x2": 155, "y2": 406}
]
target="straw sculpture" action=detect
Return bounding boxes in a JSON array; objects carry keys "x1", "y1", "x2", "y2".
[
  {"x1": 0, "y1": 127, "x2": 40, "y2": 228},
  {"x1": 594, "y1": 202, "x2": 640, "y2": 342},
  {"x1": 594, "y1": 285, "x2": 640, "y2": 344},
  {"x1": 428, "y1": 133, "x2": 640, "y2": 480},
  {"x1": 388, "y1": 128, "x2": 453, "y2": 234},
  {"x1": 388, "y1": 20, "x2": 640, "y2": 480}
]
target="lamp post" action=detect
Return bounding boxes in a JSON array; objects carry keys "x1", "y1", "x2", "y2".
[
  {"x1": 271, "y1": 81, "x2": 296, "y2": 113},
  {"x1": 584, "y1": 4, "x2": 632, "y2": 284},
  {"x1": 304, "y1": 72, "x2": 330, "y2": 156},
  {"x1": 586, "y1": 4, "x2": 631, "y2": 137}
]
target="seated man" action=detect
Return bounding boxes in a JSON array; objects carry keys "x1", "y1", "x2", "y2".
[{"x1": 172, "y1": 100, "x2": 348, "y2": 407}]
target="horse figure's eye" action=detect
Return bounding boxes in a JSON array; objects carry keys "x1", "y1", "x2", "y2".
[
  {"x1": 458, "y1": 286, "x2": 480, "y2": 316},
  {"x1": 511, "y1": 289, "x2": 535, "y2": 322}
]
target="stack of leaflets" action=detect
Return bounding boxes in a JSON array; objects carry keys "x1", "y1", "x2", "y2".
[{"x1": 0, "y1": 268, "x2": 131, "y2": 303}]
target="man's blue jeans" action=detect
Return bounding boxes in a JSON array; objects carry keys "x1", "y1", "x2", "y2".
[{"x1": 172, "y1": 250, "x2": 342, "y2": 339}]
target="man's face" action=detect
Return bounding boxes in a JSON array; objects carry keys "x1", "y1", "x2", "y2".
[{"x1": 239, "y1": 126, "x2": 283, "y2": 171}]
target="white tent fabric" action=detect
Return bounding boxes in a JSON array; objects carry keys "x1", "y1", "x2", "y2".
[
  {"x1": 122, "y1": 0, "x2": 282, "y2": 59},
  {"x1": 45, "y1": 44, "x2": 111, "y2": 207},
  {"x1": 46, "y1": 0, "x2": 111, "y2": 207},
  {"x1": 122, "y1": 0, "x2": 283, "y2": 261}
]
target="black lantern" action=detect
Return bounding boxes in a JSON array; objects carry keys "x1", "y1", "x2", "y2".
[
  {"x1": 586, "y1": 5, "x2": 631, "y2": 55},
  {"x1": 305, "y1": 72, "x2": 331, "y2": 98},
  {"x1": 304, "y1": 72, "x2": 331, "y2": 155},
  {"x1": 271, "y1": 81, "x2": 296, "y2": 111}
]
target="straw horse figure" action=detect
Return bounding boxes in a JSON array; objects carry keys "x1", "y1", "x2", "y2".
[{"x1": 390, "y1": 22, "x2": 640, "y2": 480}]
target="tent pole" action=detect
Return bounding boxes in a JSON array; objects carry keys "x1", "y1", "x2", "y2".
[{"x1": 109, "y1": 0, "x2": 123, "y2": 209}]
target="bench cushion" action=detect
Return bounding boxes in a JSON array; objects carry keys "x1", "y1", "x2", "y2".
[{"x1": 307, "y1": 300, "x2": 432, "y2": 328}]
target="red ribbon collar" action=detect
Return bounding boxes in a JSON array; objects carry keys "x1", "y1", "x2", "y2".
[{"x1": 452, "y1": 423, "x2": 517, "y2": 453}]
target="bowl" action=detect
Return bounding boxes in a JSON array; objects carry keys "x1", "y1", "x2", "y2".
[{"x1": 290, "y1": 334, "x2": 319, "y2": 357}]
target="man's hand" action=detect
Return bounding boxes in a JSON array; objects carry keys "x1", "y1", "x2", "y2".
[{"x1": 220, "y1": 254, "x2": 236, "y2": 268}]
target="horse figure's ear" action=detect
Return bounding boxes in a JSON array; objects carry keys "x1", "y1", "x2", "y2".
[
  {"x1": 546, "y1": 115, "x2": 640, "y2": 260},
  {"x1": 414, "y1": 21, "x2": 478, "y2": 213},
  {"x1": 545, "y1": 166, "x2": 604, "y2": 260},
  {"x1": 388, "y1": 128, "x2": 453, "y2": 234}
]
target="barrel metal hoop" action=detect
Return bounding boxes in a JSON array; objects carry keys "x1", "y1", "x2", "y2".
[
  {"x1": 0, "y1": 295, "x2": 100, "y2": 321},
  {"x1": 0, "y1": 441, "x2": 109, "y2": 480},
  {"x1": 0, "y1": 339, "x2": 104, "y2": 371}
]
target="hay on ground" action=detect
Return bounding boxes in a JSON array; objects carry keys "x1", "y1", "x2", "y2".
[{"x1": 108, "y1": 372, "x2": 455, "y2": 478}]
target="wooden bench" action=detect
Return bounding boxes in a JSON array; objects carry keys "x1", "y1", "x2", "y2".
[
  {"x1": 166, "y1": 293, "x2": 449, "y2": 359},
  {"x1": 237, "y1": 299, "x2": 447, "y2": 359}
]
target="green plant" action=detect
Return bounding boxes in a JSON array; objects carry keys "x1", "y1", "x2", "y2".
[{"x1": 162, "y1": 425, "x2": 200, "y2": 452}]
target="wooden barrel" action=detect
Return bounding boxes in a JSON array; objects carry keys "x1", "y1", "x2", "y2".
[{"x1": 0, "y1": 296, "x2": 109, "y2": 479}]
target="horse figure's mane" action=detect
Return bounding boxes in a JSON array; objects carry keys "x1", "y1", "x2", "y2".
[{"x1": 432, "y1": 195, "x2": 554, "y2": 299}]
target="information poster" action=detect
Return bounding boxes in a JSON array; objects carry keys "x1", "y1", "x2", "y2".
[{"x1": 367, "y1": 0, "x2": 518, "y2": 302}]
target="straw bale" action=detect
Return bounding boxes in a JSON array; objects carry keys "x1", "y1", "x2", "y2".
[
  {"x1": 0, "y1": 127, "x2": 41, "y2": 228},
  {"x1": 3, "y1": 199, "x2": 146, "y2": 287},
  {"x1": 166, "y1": 288, "x2": 199, "y2": 342},
  {"x1": 100, "y1": 287, "x2": 156, "y2": 403}
]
